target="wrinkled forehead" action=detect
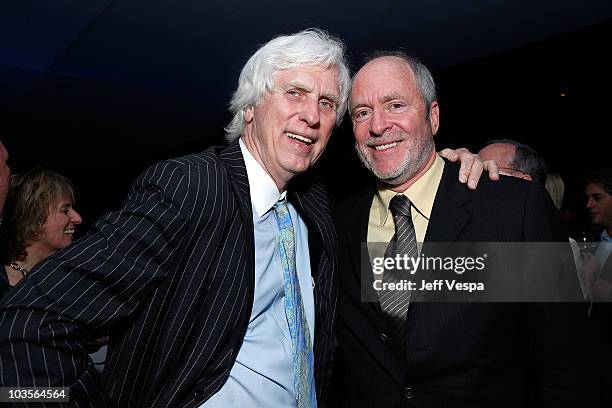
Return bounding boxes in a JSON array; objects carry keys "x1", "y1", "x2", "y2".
[
  {"x1": 272, "y1": 65, "x2": 340, "y2": 95},
  {"x1": 350, "y1": 57, "x2": 419, "y2": 104},
  {"x1": 355, "y1": 56, "x2": 414, "y2": 81}
]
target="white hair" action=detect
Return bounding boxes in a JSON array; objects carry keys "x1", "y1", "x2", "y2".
[{"x1": 224, "y1": 28, "x2": 350, "y2": 142}]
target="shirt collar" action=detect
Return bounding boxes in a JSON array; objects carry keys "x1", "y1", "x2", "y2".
[
  {"x1": 602, "y1": 229, "x2": 611, "y2": 242},
  {"x1": 373, "y1": 153, "x2": 445, "y2": 226},
  {"x1": 239, "y1": 138, "x2": 286, "y2": 217}
]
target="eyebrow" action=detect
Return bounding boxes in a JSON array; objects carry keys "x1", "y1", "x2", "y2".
[
  {"x1": 321, "y1": 93, "x2": 340, "y2": 104},
  {"x1": 282, "y1": 81, "x2": 339, "y2": 102},
  {"x1": 351, "y1": 92, "x2": 408, "y2": 111},
  {"x1": 282, "y1": 81, "x2": 312, "y2": 93},
  {"x1": 381, "y1": 92, "x2": 406, "y2": 103}
]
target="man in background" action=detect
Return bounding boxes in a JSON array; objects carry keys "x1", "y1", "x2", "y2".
[
  {"x1": 585, "y1": 168, "x2": 612, "y2": 299},
  {"x1": 478, "y1": 138, "x2": 547, "y2": 184}
]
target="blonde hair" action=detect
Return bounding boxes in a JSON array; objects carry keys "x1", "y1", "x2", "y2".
[
  {"x1": 0, "y1": 168, "x2": 76, "y2": 263},
  {"x1": 545, "y1": 172, "x2": 565, "y2": 210}
]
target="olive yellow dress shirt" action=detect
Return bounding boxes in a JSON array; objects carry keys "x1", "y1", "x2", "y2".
[{"x1": 367, "y1": 154, "x2": 445, "y2": 262}]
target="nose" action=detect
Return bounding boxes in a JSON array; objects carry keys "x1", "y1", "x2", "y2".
[
  {"x1": 70, "y1": 209, "x2": 83, "y2": 225},
  {"x1": 586, "y1": 197, "x2": 595, "y2": 209},
  {"x1": 299, "y1": 98, "x2": 320, "y2": 127},
  {"x1": 369, "y1": 109, "x2": 391, "y2": 136}
]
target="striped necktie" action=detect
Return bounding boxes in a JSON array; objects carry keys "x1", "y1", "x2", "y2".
[
  {"x1": 273, "y1": 199, "x2": 316, "y2": 408},
  {"x1": 379, "y1": 194, "x2": 417, "y2": 355}
]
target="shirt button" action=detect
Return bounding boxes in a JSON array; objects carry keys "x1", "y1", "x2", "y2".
[
  {"x1": 194, "y1": 389, "x2": 205, "y2": 401},
  {"x1": 379, "y1": 332, "x2": 389, "y2": 342},
  {"x1": 403, "y1": 387, "x2": 414, "y2": 399}
]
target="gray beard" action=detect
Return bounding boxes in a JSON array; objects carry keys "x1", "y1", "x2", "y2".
[{"x1": 355, "y1": 137, "x2": 435, "y2": 187}]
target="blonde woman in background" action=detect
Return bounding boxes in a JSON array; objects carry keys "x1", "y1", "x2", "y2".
[
  {"x1": 545, "y1": 171, "x2": 588, "y2": 298},
  {"x1": 0, "y1": 168, "x2": 82, "y2": 299},
  {"x1": 545, "y1": 172, "x2": 565, "y2": 210}
]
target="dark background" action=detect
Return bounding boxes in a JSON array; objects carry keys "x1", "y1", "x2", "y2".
[{"x1": 1, "y1": 1, "x2": 611, "y2": 235}]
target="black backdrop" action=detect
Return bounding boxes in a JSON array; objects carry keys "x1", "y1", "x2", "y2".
[{"x1": 2, "y1": 20, "x2": 610, "y2": 236}]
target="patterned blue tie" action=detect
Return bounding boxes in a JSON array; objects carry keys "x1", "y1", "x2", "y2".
[{"x1": 273, "y1": 199, "x2": 316, "y2": 408}]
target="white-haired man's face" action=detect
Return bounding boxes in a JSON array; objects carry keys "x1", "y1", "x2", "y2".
[{"x1": 242, "y1": 65, "x2": 340, "y2": 191}]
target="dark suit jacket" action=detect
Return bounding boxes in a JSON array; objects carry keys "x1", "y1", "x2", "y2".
[
  {"x1": 333, "y1": 160, "x2": 588, "y2": 408},
  {"x1": 0, "y1": 140, "x2": 338, "y2": 408}
]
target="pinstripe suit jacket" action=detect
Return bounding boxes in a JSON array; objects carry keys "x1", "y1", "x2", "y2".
[{"x1": 0, "y1": 140, "x2": 338, "y2": 408}]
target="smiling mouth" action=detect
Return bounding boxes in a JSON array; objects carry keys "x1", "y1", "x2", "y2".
[
  {"x1": 373, "y1": 141, "x2": 399, "y2": 151},
  {"x1": 286, "y1": 132, "x2": 313, "y2": 145},
  {"x1": 64, "y1": 228, "x2": 75, "y2": 235}
]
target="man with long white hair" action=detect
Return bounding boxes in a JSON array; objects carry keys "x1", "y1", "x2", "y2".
[
  {"x1": 0, "y1": 30, "x2": 489, "y2": 407},
  {"x1": 0, "y1": 29, "x2": 349, "y2": 408}
]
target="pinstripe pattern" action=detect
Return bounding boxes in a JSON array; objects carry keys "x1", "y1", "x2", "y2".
[{"x1": 0, "y1": 140, "x2": 338, "y2": 408}]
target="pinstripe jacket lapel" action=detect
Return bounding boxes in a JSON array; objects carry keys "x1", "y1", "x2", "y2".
[
  {"x1": 290, "y1": 178, "x2": 338, "y2": 397},
  {"x1": 0, "y1": 138, "x2": 338, "y2": 408},
  {"x1": 219, "y1": 140, "x2": 255, "y2": 264},
  {"x1": 220, "y1": 140, "x2": 338, "y2": 400}
]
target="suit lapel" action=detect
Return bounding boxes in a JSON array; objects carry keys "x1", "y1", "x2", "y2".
[
  {"x1": 424, "y1": 161, "x2": 472, "y2": 243},
  {"x1": 289, "y1": 181, "x2": 334, "y2": 284},
  {"x1": 218, "y1": 139, "x2": 256, "y2": 303},
  {"x1": 335, "y1": 184, "x2": 409, "y2": 384},
  {"x1": 218, "y1": 140, "x2": 251, "y2": 211},
  {"x1": 219, "y1": 143, "x2": 332, "y2": 286},
  {"x1": 289, "y1": 177, "x2": 338, "y2": 396},
  {"x1": 348, "y1": 185, "x2": 382, "y2": 315},
  {"x1": 351, "y1": 163, "x2": 471, "y2": 384}
]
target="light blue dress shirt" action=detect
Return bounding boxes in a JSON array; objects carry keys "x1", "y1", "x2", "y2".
[{"x1": 202, "y1": 139, "x2": 315, "y2": 407}]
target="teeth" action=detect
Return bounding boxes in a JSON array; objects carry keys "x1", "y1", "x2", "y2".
[
  {"x1": 286, "y1": 132, "x2": 313, "y2": 145},
  {"x1": 64, "y1": 229, "x2": 75, "y2": 235},
  {"x1": 374, "y1": 142, "x2": 398, "y2": 151}
]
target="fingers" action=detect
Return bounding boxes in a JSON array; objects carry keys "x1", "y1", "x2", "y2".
[
  {"x1": 450, "y1": 148, "x2": 477, "y2": 187},
  {"x1": 463, "y1": 157, "x2": 483, "y2": 190},
  {"x1": 438, "y1": 148, "x2": 459, "y2": 162},
  {"x1": 483, "y1": 160, "x2": 500, "y2": 181},
  {"x1": 439, "y1": 147, "x2": 500, "y2": 190}
]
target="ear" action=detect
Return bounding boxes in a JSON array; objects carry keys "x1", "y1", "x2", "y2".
[
  {"x1": 244, "y1": 106, "x2": 254, "y2": 123},
  {"x1": 429, "y1": 101, "x2": 440, "y2": 135}
]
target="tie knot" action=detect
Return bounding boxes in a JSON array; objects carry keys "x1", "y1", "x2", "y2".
[
  {"x1": 273, "y1": 199, "x2": 292, "y2": 229},
  {"x1": 389, "y1": 195, "x2": 412, "y2": 217}
]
